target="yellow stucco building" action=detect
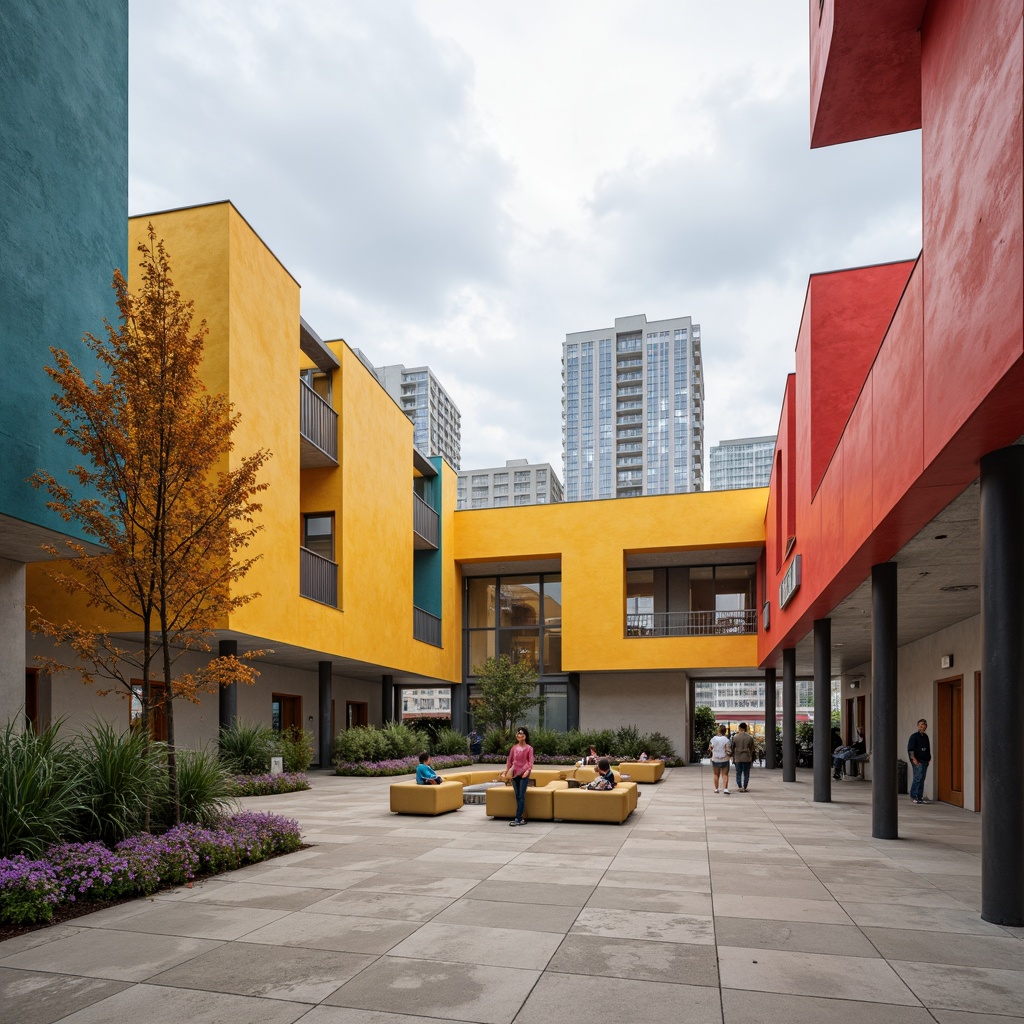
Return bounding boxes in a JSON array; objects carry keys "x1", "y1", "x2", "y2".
[{"x1": 26, "y1": 202, "x2": 768, "y2": 763}]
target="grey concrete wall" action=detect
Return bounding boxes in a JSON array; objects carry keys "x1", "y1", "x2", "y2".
[{"x1": 579, "y1": 670, "x2": 690, "y2": 759}]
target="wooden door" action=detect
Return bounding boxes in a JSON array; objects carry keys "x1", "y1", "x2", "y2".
[
  {"x1": 974, "y1": 671, "x2": 981, "y2": 812},
  {"x1": 845, "y1": 695, "x2": 866, "y2": 744},
  {"x1": 346, "y1": 701, "x2": 368, "y2": 728},
  {"x1": 937, "y1": 676, "x2": 963, "y2": 807},
  {"x1": 272, "y1": 693, "x2": 302, "y2": 734}
]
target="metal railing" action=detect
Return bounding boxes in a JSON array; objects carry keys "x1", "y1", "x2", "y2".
[
  {"x1": 299, "y1": 547, "x2": 338, "y2": 607},
  {"x1": 625, "y1": 609, "x2": 757, "y2": 637},
  {"x1": 299, "y1": 379, "x2": 338, "y2": 463},
  {"x1": 413, "y1": 492, "x2": 439, "y2": 548},
  {"x1": 413, "y1": 606, "x2": 442, "y2": 647}
]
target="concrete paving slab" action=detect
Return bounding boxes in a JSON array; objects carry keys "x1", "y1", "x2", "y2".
[
  {"x1": 182, "y1": 878, "x2": 331, "y2": 911},
  {"x1": 719, "y1": 946, "x2": 919, "y2": 1004},
  {"x1": 349, "y1": 875, "x2": 482, "y2": 899},
  {"x1": 303, "y1": 889, "x2": 454, "y2": 922},
  {"x1": 54, "y1": 982, "x2": 311, "y2": 1023},
  {"x1": 0, "y1": 928, "x2": 222, "y2": 982},
  {"x1": 297, "y1": 1008, "x2": 468, "y2": 1024},
  {"x1": 599, "y1": 869, "x2": 711, "y2": 893},
  {"x1": 0, "y1": 967, "x2": 130, "y2": 1024},
  {"x1": 387, "y1": 921, "x2": 562, "y2": 970},
  {"x1": 513, "y1": 972, "x2": 721, "y2": 1024},
  {"x1": 721, "y1": 989, "x2": 937, "y2": 1024},
  {"x1": 72, "y1": 899, "x2": 291, "y2": 940},
  {"x1": 843, "y1": 901, "x2": 1012, "y2": 935},
  {"x1": 713, "y1": 892, "x2": 853, "y2": 924},
  {"x1": 863, "y1": 927, "x2": 1024, "y2": 968},
  {"x1": 432, "y1": 897, "x2": 581, "y2": 933},
  {"x1": 548, "y1": 934, "x2": 719, "y2": 986},
  {"x1": 464, "y1": 879, "x2": 595, "y2": 906},
  {"x1": 324, "y1": 956, "x2": 539, "y2": 1024},
  {"x1": 585, "y1": 885, "x2": 711, "y2": 915},
  {"x1": 571, "y1": 906, "x2": 714, "y2": 944},
  {"x1": 242, "y1": 910, "x2": 419, "y2": 953},
  {"x1": 890, "y1": 959, "x2": 1024, "y2": 1015},
  {"x1": 149, "y1": 941, "x2": 376, "y2": 1001},
  {"x1": 715, "y1": 916, "x2": 880, "y2": 957}
]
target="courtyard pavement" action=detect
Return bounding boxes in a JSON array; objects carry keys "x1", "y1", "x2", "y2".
[{"x1": 1, "y1": 765, "x2": 1022, "y2": 1024}]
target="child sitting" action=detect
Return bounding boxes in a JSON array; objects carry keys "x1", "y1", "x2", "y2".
[
  {"x1": 416, "y1": 751, "x2": 443, "y2": 785},
  {"x1": 582, "y1": 757, "x2": 616, "y2": 790}
]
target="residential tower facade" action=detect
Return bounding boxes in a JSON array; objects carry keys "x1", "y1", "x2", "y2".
[
  {"x1": 562, "y1": 314, "x2": 704, "y2": 501},
  {"x1": 709, "y1": 435, "x2": 776, "y2": 490},
  {"x1": 457, "y1": 459, "x2": 564, "y2": 510},
  {"x1": 375, "y1": 364, "x2": 462, "y2": 469}
]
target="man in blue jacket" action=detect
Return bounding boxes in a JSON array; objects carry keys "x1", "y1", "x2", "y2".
[{"x1": 908, "y1": 719, "x2": 931, "y2": 804}]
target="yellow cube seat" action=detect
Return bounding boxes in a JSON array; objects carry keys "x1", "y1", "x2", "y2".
[
  {"x1": 486, "y1": 780, "x2": 570, "y2": 821},
  {"x1": 552, "y1": 783, "x2": 637, "y2": 824},
  {"x1": 616, "y1": 761, "x2": 666, "y2": 783},
  {"x1": 389, "y1": 779, "x2": 464, "y2": 815}
]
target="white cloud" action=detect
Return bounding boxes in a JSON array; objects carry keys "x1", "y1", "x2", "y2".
[{"x1": 129, "y1": 0, "x2": 922, "y2": 477}]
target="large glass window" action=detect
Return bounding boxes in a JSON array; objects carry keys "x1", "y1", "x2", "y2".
[
  {"x1": 625, "y1": 563, "x2": 756, "y2": 636},
  {"x1": 465, "y1": 573, "x2": 562, "y2": 676}
]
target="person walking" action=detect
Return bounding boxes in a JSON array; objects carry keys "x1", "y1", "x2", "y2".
[
  {"x1": 908, "y1": 718, "x2": 931, "y2": 803},
  {"x1": 731, "y1": 722, "x2": 755, "y2": 792},
  {"x1": 708, "y1": 724, "x2": 733, "y2": 794},
  {"x1": 501, "y1": 727, "x2": 534, "y2": 826}
]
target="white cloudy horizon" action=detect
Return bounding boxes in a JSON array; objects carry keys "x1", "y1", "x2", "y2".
[{"x1": 128, "y1": 0, "x2": 922, "y2": 477}]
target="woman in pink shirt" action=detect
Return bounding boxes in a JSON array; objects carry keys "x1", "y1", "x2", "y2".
[{"x1": 501, "y1": 727, "x2": 534, "y2": 826}]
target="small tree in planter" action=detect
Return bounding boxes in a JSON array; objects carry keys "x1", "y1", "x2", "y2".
[
  {"x1": 693, "y1": 705, "x2": 717, "y2": 760},
  {"x1": 471, "y1": 655, "x2": 544, "y2": 738}
]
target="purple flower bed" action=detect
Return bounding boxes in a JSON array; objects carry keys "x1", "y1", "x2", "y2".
[
  {"x1": 334, "y1": 754, "x2": 474, "y2": 777},
  {"x1": 0, "y1": 811, "x2": 302, "y2": 927},
  {"x1": 228, "y1": 772, "x2": 311, "y2": 796}
]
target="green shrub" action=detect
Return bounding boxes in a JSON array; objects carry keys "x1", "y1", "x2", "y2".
[
  {"x1": 379, "y1": 720, "x2": 425, "y2": 759},
  {"x1": 218, "y1": 721, "x2": 276, "y2": 775},
  {"x1": 527, "y1": 727, "x2": 561, "y2": 756},
  {"x1": 0, "y1": 720, "x2": 87, "y2": 857},
  {"x1": 430, "y1": 727, "x2": 469, "y2": 756},
  {"x1": 160, "y1": 749, "x2": 234, "y2": 826},
  {"x1": 482, "y1": 728, "x2": 512, "y2": 755},
  {"x1": 406, "y1": 717, "x2": 452, "y2": 746},
  {"x1": 639, "y1": 731, "x2": 676, "y2": 759},
  {"x1": 76, "y1": 722, "x2": 166, "y2": 844},
  {"x1": 614, "y1": 725, "x2": 643, "y2": 756},
  {"x1": 276, "y1": 726, "x2": 314, "y2": 773}
]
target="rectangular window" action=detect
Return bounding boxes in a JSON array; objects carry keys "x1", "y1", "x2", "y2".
[{"x1": 303, "y1": 513, "x2": 334, "y2": 561}]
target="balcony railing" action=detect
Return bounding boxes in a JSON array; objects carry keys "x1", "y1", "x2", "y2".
[
  {"x1": 625, "y1": 609, "x2": 758, "y2": 637},
  {"x1": 299, "y1": 379, "x2": 338, "y2": 466},
  {"x1": 413, "y1": 492, "x2": 439, "y2": 549},
  {"x1": 299, "y1": 547, "x2": 337, "y2": 607},
  {"x1": 413, "y1": 606, "x2": 442, "y2": 647}
]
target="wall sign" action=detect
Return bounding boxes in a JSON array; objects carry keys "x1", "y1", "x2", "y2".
[{"x1": 779, "y1": 554, "x2": 802, "y2": 609}]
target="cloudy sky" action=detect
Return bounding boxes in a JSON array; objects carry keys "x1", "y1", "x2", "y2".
[{"x1": 129, "y1": 0, "x2": 922, "y2": 476}]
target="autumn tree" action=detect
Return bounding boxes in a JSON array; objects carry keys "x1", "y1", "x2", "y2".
[{"x1": 32, "y1": 227, "x2": 271, "y2": 823}]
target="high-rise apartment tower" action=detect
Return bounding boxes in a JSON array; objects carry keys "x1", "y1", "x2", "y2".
[
  {"x1": 562, "y1": 314, "x2": 704, "y2": 501},
  {"x1": 375, "y1": 364, "x2": 461, "y2": 469},
  {"x1": 709, "y1": 435, "x2": 776, "y2": 490}
]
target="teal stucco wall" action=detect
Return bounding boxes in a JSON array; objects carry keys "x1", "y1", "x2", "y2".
[{"x1": 0, "y1": 0, "x2": 128, "y2": 548}]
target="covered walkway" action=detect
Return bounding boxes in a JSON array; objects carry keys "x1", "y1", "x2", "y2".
[{"x1": 1, "y1": 767, "x2": 1021, "y2": 1023}]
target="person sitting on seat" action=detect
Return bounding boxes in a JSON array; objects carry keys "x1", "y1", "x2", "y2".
[
  {"x1": 416, "y1": 751, "x2": 443, "y2": 785},
  {"x1": 832, "y1": 732, "x2": 867, "y2": 779},
  {"x1": 582, "y1": 757, "x2": 616, "y2": 790}
]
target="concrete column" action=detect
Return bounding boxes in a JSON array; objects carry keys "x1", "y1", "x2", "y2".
[
  {"x1": 567, "y1": 673, "x2": 580, "y2": 732},
  {"x1": 318, "y1": 661, "x2": 332, "y2": 770},
  {"x1": 0, "y1": 559, "x2": 27, "y2": 729},
  {"x1": 450, "y1": 682, "x2": 468, "y2": 732},
  {"x1": 813, "y1": 619, "x2": 832, "y2": 802},
  {"x1": 218, "y1": 639, "x2": 238, "y2": 733},
  {"x1": 764, "y1": 667, "x2": 777, "y2": 769},
  {"x1": 783, "y1": 647, "x2": 797, "y2": 782},
  {"x1": 871, "y1": 562, "x2": 899, "y2": 840},
  {"x1": 382, "y1": 675, "x2": 395, "y2": 724},
  {"x1": 980, "y1": 446, "x2": 1024, "y2": 926}
]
